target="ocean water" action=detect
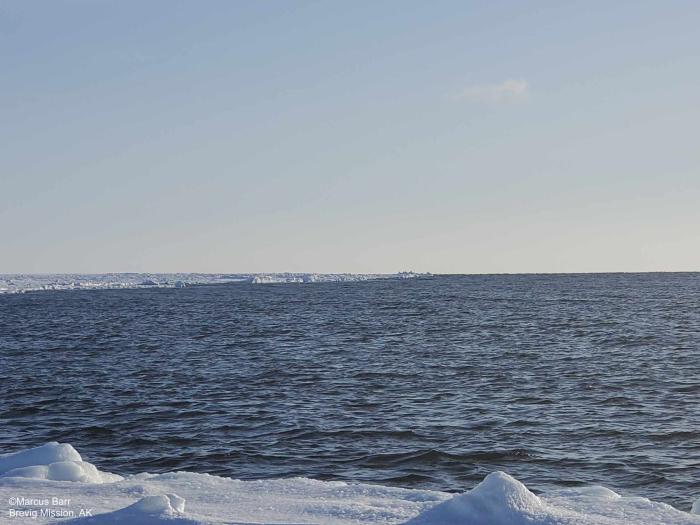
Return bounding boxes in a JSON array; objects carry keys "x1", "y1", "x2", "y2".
[{"x1": 1, "y1": 273, "x2": 699, "y2": 509}]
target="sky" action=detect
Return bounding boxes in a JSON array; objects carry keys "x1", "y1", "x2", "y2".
[{"x1": 1, "y1": 0, "x2": 699, "y2": 274}]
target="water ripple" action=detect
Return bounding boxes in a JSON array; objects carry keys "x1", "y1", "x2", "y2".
[{"x1": 1, "y1": 273, "x2": 699, "y2": 510}]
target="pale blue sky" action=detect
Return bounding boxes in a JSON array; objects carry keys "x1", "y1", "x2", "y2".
[{"x1": 2, "y1": 1, "x2": 699, "y2": 273}]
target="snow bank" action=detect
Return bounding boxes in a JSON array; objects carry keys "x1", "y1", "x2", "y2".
[{"x1": 1, "y1": 443, "x2": 700, "y2": 525}]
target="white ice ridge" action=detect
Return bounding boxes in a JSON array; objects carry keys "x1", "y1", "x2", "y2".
[
  {"x1": 0, "y1": 272, "x2": 429, "y2": 293},
  {"x1": 1, "y1": 443, "x2": 700, "y2": 525}
]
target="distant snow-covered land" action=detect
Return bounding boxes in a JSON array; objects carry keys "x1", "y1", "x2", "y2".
[
  {"x1": 0, "y1": 272, "x2": 428, "y2": 294},
  {"x1": 1, "y1": 443, "x2": 699, "y2": 525}
]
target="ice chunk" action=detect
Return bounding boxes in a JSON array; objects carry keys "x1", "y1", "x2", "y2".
[
  {"x1": 0, "y1": 442, "x2": 121, "y2": 484},
  {"x1": 1, "y1": 460, "x2": 122, "y2": 483},
  {"x1": 0, "y1": 442, "x2": 81, "y2": 474},
  {"x1": 692, "y1": 498, "x2": 700, "y2": 515},
  {"x1": 130, "y1": 493, "x2": 186, "y2": 514},
  {"x1": 549, "y1": 485, "x2": 621, "y2": 500}
]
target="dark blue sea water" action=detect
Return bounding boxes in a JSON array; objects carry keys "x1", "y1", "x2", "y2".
[{"x1": 1, "y1": 274, "x2": 699, "y2": 508}]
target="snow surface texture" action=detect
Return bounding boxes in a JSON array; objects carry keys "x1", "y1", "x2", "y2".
[
  {"x1": 0, "y1": 272, "x2": 427, "y2": 293},
  {"x1": 1, "y1": 443, "x2": 700, "y2": 525}
]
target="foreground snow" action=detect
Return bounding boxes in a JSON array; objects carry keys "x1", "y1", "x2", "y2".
[
  {"x1": 0, "y1": 272, "x2": 427, "y2": 293},
  {"x1": 1, "y1": 443, "x2": 699, "y2": 524}
]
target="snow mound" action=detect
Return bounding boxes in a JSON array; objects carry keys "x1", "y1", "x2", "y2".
[
  {"x1": 405, "y1": 471, "x2": 700, "y2": 525},
  {"x1": 0, "y1": 442, "x2": 121, "y2": 484},
  {"x1": 0, "y1": 442, "x2": 81, "y2": 473},
  {"x1": 404, "y1": 471, "x2": 549, "y2": 525},
  {"x1": 132, "y1": 494, "x2": 186, "y2": 514},
  {"x1": 1, "y1": 460, "x2": 121, "y2": 483},
  {"x1": 63, "y1": 494, "x2": 197, "y2": 524}
]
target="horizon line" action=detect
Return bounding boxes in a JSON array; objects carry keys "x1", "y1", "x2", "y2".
[{"x1": 1, "y1": 270, "x2": 698, "y2": 276}]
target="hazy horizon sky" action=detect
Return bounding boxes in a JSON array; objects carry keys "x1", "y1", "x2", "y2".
[{"x1": 2, "y1": 1, "x2": 699, "y2": 274}]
